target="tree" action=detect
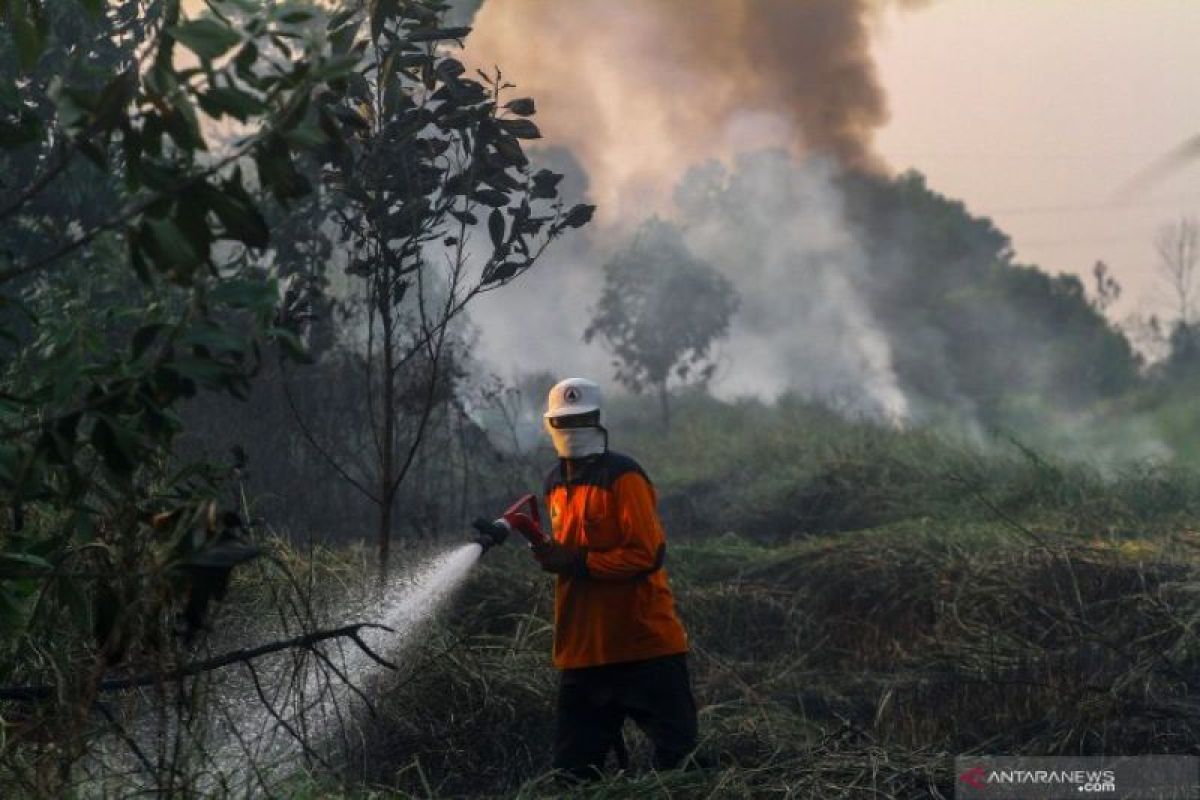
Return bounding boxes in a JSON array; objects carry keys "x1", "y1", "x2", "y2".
[
  {"x1": 584, "y1": 219, "x2": 738, "y2": 428},
  {"x1": 1162, "y1": 320, "x2": 1200, "y2": 381},
  {"x1": 1090, "y1": 260, "x2": 1121, "y2": 314},
  {"x1": 1154, "y1": 216, "x2": 1199, "y2": 327},
  {"x1": 835, "y1": 165, "x2": 1141, "y2": 419},
  {"x1": 0, "y1": 0, "x2": 387, "y2": 789},
  {"x1": 274, "y1": 2, "x2": 593, "y2": 578}
]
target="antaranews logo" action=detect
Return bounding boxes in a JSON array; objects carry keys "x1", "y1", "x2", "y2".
[
  {"x1": 958, "y1": 763, "x2": 1116, "y2": 795},
  {"x1": 959, "y1": 766, "x2": 986, "y2": 791},
  {"x1": 956, "y1": 755, "x2": 1197, "y2": 799}
]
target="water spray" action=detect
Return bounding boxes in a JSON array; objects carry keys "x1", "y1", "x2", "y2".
[{"x1": 89, "y1": 494, "x2": 548, "y2": 794}]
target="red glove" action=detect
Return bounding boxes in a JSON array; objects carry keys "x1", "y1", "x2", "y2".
[
  {"x1": 502, "y1": 511, "x2": 549, "y2": 547},
  {"x1": 532, "y1": 540, "x2": 588, "y2": 576}
]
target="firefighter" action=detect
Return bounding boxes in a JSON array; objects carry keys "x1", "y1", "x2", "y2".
[{"x1": 531, "y1": 377, "x2": 698, "y2": 779}]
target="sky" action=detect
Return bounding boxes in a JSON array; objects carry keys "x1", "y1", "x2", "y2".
[{"x1": 872, "y1": 0, "x2": 1200, "y2": 321}]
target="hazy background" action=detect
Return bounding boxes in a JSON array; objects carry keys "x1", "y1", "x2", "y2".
[
  {"x1": 451, "y1": 0, "x2": 1200, "y2": 391},
  {"x1": 873, "y1": 0, "x2": 1200, "y2": 322}
]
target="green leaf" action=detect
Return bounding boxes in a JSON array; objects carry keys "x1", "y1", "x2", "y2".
[
  {"x1": 312, "y1": 52, "x2": 360, "y2": 82},
  {"x1": 0, "y1": 445, "x2": 22, "y2": 485},
  {"x1": 488, "y1": 207, "x2": 504, "y2": 251},
  {"x1": 169, "y1": 19, "x2": 241, "y2": 61},
  {"x1": 282, "y1": 124, "x2": 327, "y2": 149},
  {"x1": 254, "y1": 136, "x2": 311, "y2": 203},
  {"x1": 0, "y1": 552, "x2": 51, "y2": 578},
  {"x1": 497, "y1": 118, "x2": 541, "y2": 140},
  {"x1": 561, "y1": 203, "x2": 595, "y2": 230},
  {"x1": 128, "y1": 229, "x2": 152, "y2": 283},
  {"x1": 329, "y1": 104, "x2": 370, "y2": 131},
  {"x1": 181, "y1": 322, "x2": 245, "y2": 355},
  {"x1": 278, "y1": 9, "x2": 313, "y2": 24},
  {"x1": 195, "y1": 181, "x2": 270, "y2": 248},
  {"x1": 531, "y1": 168, "x2": 563, "y2": 200},
  {"x1": 48, "y1": 79, "x2": 91, "y2": 130},
  {"x1": 78, "y1": 0, "x2": 103, "y2": 21},
  {"x1": 171, "y1": 355, "x2": 232, "y2": 388},
  {"x1": 0, "y1": 115, "x2": 41, "y2": 148},
  {"x1": 197, "y1": 86, "x2": 265, "y2": 122},
  {"x1": 492, "y1": 135, "x2": 528, "y2": 168},
  {"x1": 92, "y1": 70, "x2": 136, "y2": 132},
  {"x1": 91, "y1": 416, "x2": 139, "y2": 475},
  {"x1": 233, "y1": 41, "x2": 258, "y2": 79},
  {"x1": 269, "y1": 327, "x2": 313, "y2": 364},
  {"x1": 327, "y1": 7, "x2": 356, "y2": 31},
  {"x1": 175, "y1": 195, "x2": 215, "y2": 258},
  {"x1": 165, "y1": 92, "x2": 206, "y2": 151},
  {"x1": 208, "y1": 277, "x2": 277, "y2": 310},
  {"x1": 0, "y1": 76, "x2": 19, "y2": 110},
  {"x1": 503, "y1": 97, "x2": 536, "y2": 117},
  {"x1": 486, "y1": 260, "x2": 522, "y2": 284},
  {"x1": 368, "y1": 0, "x2": 397, "y2": 42},
  {"x1": 216, "y1": 0, "x2": 258, "y2": 12},
  {"x1": 132, "y1": 323, "x2": 167, "y2": 360},
  {"x1": 471, "y1": 189, "x2": 508, "y2": 208},
  {"x1": 329, "y1": 16, "x2": 358, "y2": 54},
  {"x1": 406, "y1": 26, "x2": 471, "y2": 43},
  {"x1": 142, "y1": 216, "x2": 202, "y2": 278},
  {"x1": 8, "y1": 0, "x2": 47, "y2": 72},
  {"x1": 0, "y1": 588, "x2": 28, "y2": 632}
]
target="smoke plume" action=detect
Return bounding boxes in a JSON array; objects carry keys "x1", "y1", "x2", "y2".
[
  {"x1": 678, "y1": 153, "x2": 909, "y2": 419},
  {"x1": 462, "y1": 0, "x2": 909, "y2": 221},
  {"x1": 460, "y1": 0, "x2": 931, "y2": 420}
]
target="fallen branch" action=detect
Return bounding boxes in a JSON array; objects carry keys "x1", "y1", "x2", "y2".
[{"x1": 0, "y1": 623, "x2": 396, "y2": 702}]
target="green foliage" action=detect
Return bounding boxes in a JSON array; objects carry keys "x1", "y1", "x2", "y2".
[
  {"x1": 840, "y1": 168, "x2": 1141, "y2": 422},
  {"x1": 606, "y1": 391, "x2": 1200, "y2": 542},
  {"x1": 1160, "y1": 321, "x2": 1200, "y2": 382},
  {"x1": 0, "y1": 0, "x2": 451, "y2": 786},
  {"x1": 318, "y1": 12, "x2": 591, "y2": 290},
  {"x1": 584, "y1": 219, "x2": 737, "y2": 425},
  {"x1": 673, "y1": 153, "x2": 1141, "y2": 428},
  {"x1": 265, "y1": 3, "x2": 592, "y2": 571}
]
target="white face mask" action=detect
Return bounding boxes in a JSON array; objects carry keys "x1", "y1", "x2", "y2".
[{"x1": 547, "y1": 425, "x2": 607, "y2": 459}]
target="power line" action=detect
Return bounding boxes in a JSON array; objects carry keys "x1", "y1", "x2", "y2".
[
  {"x1": 986, "y1": 194, "x2": 1200, "y2": 217},
  {"x1": 1020, "y1": 236, "x2": 1154, "y2": 249}
]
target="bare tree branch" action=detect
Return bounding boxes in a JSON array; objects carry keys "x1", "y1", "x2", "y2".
[
  {"x1": 0, "y1": 623, "x2": 395, "y2": 702},
  {"x1": 1155, "y1": 216, "x2": 1200, "y2": 326},
  {"x1": 280, "y1": 364, "x2": 381, "y2": 504}
]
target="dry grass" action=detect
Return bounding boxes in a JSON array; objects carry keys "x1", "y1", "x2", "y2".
[{"x1": 304, "y1": 513, "x2": 1200, "y2": 798}]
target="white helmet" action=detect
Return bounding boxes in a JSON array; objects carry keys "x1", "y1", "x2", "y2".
[
  {"x1": 544, "y1": 377, "x2": 602, "y2": 422},
  {"x1": 544, "y1": 378, "x2": 606, "y2": 458}
]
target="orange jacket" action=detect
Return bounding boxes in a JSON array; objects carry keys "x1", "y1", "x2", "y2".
[{"x1": 543, "y1": 451, "x2": 689, "y2": 669}]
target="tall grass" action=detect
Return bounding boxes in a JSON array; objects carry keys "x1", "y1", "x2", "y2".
[
  {"x1": 24, "y1": 395, "x2": 1200, "y2": 797},
  {"x1": 284, "y1": 396, "x2": 1200, "y2": 797}
]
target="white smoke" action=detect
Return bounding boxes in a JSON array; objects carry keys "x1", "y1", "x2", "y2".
[
  {"x1": 459, "y1": 0, "x2": 917, "y2": 420},
  {"x1": 678, "y1": 153, "x2": 909, "y2": 420}
]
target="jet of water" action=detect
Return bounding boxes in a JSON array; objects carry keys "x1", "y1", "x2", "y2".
[{"x1": 208, "y1": 542, "x2": 487, "y2": 793}]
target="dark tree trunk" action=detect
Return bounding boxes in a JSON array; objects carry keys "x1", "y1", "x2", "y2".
[{"x1": 379, "y1": 288, "x2": 396, "y2": 583}]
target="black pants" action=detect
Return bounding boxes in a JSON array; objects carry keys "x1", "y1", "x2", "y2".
[{"x1": 553, "y1": 652, "x2": 698, "y2": 779}]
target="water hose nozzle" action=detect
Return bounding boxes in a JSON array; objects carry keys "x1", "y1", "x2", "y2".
[
  {"x1": 471, "y1": 517, "x2": 509, "y2": 551},
  {"x1": 470, "y1": 494, "x2": 549, "y2": 554}
]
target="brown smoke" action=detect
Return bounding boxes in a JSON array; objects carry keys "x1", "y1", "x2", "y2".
[{"x1": 462, "y1": 0, "x2": 917, "y2": 220}]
